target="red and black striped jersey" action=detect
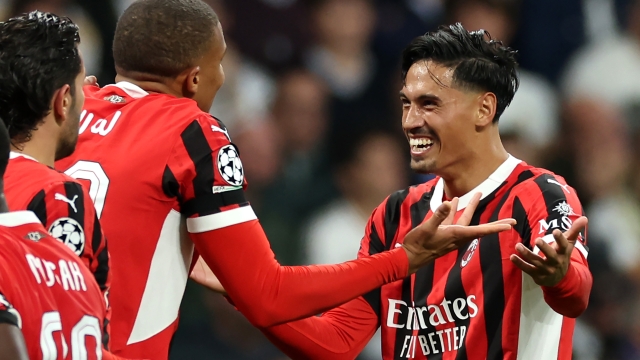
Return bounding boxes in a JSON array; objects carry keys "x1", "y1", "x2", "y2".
[
  {"x1": 0, "y1": 211, "x2": 107, "y2": 359},
  {"x1": 4, "y1": 152, "x2": 111, "y2": 346},
  {"x1": 263, "y1": 156, "x2": 592, "y2": 360}
]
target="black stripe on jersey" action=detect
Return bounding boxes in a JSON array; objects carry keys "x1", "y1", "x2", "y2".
[
  {"x1": 63, "y1": 182, "x2": 86, "y2": 232},
  {"x1": 93, "y1": 220, "x2": 110, "y2": 292},
  {"x1": 533, "y1": 174, "x2": 569, "y2": 235},
  {"x1": 182, "y1": 120, "x2": 215, "y2": 203},
  {"x1": 91, "y1": 213, "x2": 103, "y2": 262},
  {"x1": 411, "y1": 189, "x2": 435, "y2": 308},
  {"x1": 363, "y1": 222, "x2": 384, "y2": 321},
  {"x1": 0, "y1": 310, "x2": 18, "y2": 327},
  {"x1": 393, "y1": 277, "x2": 413, "y2": 359},
  {"x1": 162, "y1": 166, "x2": 183, "y2": 204},
  {"x1": 480, "y1": 170, "x2": 534, "y2": 360},
  {"x1": 180, "y1": 190, "x2": 248, "y2": 218},
  {"x1": 384, "y1": 188, "x2": 410, "y2": 251},
  {"x1": 102, "y1": 317, "x2": 110, "y2": 349},
  {"x1": 512, "y1": 197, "x2": 533, "y2": 250},
  {"x1": 26, "y1": 190, "x2": 47, "y2": 224},
  {"x1": 450, "y1": 193, "x2": 496, "y2": 360}
]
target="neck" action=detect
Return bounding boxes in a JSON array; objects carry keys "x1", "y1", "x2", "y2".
[
  {"x1": 115, "y1": 74, "x2": 181, "y2": 98},
  {"x1": 440, "y1": 139, "x2": 509, "y2": 199},
  {"x1": 12, "y1": 123, "x2": 58, "y2": 167}
]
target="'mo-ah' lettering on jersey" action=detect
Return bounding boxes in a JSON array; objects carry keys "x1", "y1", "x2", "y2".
[
  {"x1": 4, "y1": 152, "x2": 112, "y2": 346},
  {"x1": 0, "y1": 211, "x2": 106, "y2": 359},
  {"x1": 55, "y1": 82, "x2": 250, "y2": 359},
  {"x1": 359, "y1": 156, "x2": 588, "y2": 360}
]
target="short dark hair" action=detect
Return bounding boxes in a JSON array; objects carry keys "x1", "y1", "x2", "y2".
[
  {"x1": 0, "y1": 118, "x2": 10, "y2": 178},
  {"x1": 0, "y1": 11, "x2": 81, "y2": 143},
  {"x1": 113, "y1": 0, "x2": 220, "y2": 78},
  {"x1": 401, "y1": 23, "x2": 519, "y2": 122}
]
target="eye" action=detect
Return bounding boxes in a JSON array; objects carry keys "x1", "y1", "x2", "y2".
[
  {"x1": 422, "y1": 99, "x2": 437, "y2": 108},
  {"x1": 401, "y1": 98, "x2": 410, "y2": 107}
]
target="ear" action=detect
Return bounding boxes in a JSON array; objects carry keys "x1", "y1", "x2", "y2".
[
  {"x1": 181, "y1": 66, "x2": 201, "y2": 97},
  {"x1": 476, "y1": 92, "x2": 497, "y2": 127},
  {"x1": 52, "y1": 85, "x2": 72, "y2": 126}
]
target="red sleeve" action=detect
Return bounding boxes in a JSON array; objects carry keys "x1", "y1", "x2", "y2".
[
  {"x1": 515, "y1": 175, "x2": 592, "y2": 318},
  {"x1": 165, "y1": 117, "x2": 408, "y2": 328},
  {"x1": 262, "y1": 296, "x2": 379, "y2": 360},
  {"x1": 28, "y1": 181, "x2": 112, "y2": 346}
]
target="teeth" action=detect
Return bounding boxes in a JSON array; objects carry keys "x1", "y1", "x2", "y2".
[{"x1": 409, "y1": 138, "x2": 434, "y2": 147}]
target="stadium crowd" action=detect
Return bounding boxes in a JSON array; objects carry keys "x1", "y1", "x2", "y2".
[{"x1": 1, "y1": 0, "x2": 638, "y2": 359}]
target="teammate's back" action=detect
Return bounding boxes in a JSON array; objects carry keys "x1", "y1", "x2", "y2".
[
  {"x1": 57, "y1": 83, "x2": 221, "y2": 355},
  {"x1": 0, "y1": 211, "x2": 106, "y2": 359}
]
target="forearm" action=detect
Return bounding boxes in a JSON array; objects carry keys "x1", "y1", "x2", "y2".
[
  {"x1": 261, "y1": 297, "x2": 378, "y2": 360},
  {"x1": 191, "y1": 220, "x2": 407, "y2": 327},
  {"x1": 542, "y1": 257, "x2": 592, "y2": 318}
]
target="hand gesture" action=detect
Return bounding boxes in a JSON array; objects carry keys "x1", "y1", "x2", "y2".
[
  {"x1": 403, "y1": 193, "x2": 516, "y2": 274},
  {"x1": 510, "y1": 216, "x2": 588, "y2": 287},
  {"x1": 190, "y1": 256, "x2": 227, "y2": 294},
  {"x1": 84, "y1": 76, "x2": 99, "y2": 86}
]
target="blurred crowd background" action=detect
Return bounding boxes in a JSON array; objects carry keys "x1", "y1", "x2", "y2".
[{"x1": 2, "y1": 0, "x2": 640, "y2": 358}]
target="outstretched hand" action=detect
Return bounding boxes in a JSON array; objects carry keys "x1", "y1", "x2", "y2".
[
  {"x1": 510, "y1": 216, "x2": 588, "y2": 287},
  {"x1": 403, "y1": 193, "x2": 516, "y2": 274}
]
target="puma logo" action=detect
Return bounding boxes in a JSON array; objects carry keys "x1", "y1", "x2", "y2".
[
  {"x1": 54, "y1": 193, "x2": 79, "y2": 213},
  {"x1": 547, "y1": 179, "x2": 570, "y2": 194}
]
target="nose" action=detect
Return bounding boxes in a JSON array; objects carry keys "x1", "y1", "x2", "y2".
[{"x1": 402, "y1": 103, "x2": 426, "y2": 132}]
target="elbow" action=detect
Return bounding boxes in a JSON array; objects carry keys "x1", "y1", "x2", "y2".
[
  {"x1": 549, "y1": 296, "x2": 589, "y2": 318},
  {"x1": 242, "y1": 303, "x2": 287, "y2": 328}
]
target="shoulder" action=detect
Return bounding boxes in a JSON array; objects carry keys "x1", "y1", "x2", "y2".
[
  {"x1": 511, "y1": 166, "x2": 577, "y2": 200},
  {"x1": 382, "y1": 179, "x2": 438, "y2": 211}
]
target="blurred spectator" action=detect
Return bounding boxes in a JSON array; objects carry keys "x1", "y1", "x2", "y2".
[
  {"x1": 206, "y1": 0, "x2": 276, "y2": 132},
  {"x1": 373, "y1": 0, "x2": 444, "y2": 67},
  {"x1": 447, "y1": 0, "x2": 560, "y2": 166},
  {"x1": 304, "y1": 130, "x2": 409, "y2": 360},
  {"x1": 170, "y1": 286, "x2": 288, "y2": 360},
  {"x1": 562, "y1": 0, "x2": 640, "y2": 111},
  {"x1": 306, "y1": 0, "x2": 398, "y2": 141},
  {"x1": 9, "y1": 0, "x2": 110, "y2": 80},
  {"x1": 509, "y1": 0, "x2": 585, "y2": 83},
  {"x1": 565, "y1": 98, "x2": 640, "y2": 278},
  {"x1": 257, "y1": 69, "x2": 336, "y2": 265},
  {"x1": 224, "y1": 0, "x2": 311, "y2": 73}
]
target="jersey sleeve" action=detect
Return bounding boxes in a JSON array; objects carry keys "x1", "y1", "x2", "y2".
[
  {"x1": 164, "y1": 117, "x2": 409, "y2": 328},
  {"x1": 163, "y1": 115, "x2": 248, "y2": 220},
  {"x1": 511, "y1": 174, "x2": 592, "y2": 317},
  {"x1": 258, "y1": 207, "x2": 387, "y2": 359},
  {"x1": 27, "y1": 181, "x2": 112, "y2": 341}
]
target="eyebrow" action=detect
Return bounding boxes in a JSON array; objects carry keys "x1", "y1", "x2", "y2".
[{"x1": 399, "y1": 92, "x2": 442, "y2": 103}]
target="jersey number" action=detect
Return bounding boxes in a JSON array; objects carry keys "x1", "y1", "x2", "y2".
[
  {"x1": 40, "y1": 311, "x2": 102, "y2": 360},
  {"x1": 64, "y1": 161, "x2": 110, "y2": 219}
]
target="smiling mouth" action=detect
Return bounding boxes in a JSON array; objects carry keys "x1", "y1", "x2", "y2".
[{"x1": 409, "y1": 137, "x2": 434, "y2": 155}]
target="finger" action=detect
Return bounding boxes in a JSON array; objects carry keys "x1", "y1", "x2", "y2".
[
  {"x1": 553, "y1": 229, "x2": 576, "y2": 256},
  {"x1": 562, "y1": 216, "x2": 588, "y2": 243},
  {"x1": 515, "y1": 243, "x2": 546, "y2": 267},
  {"x1": 510, "y1": 254, "x2": 537, "y2": 275},
  {"x1": 457, "y1": 192, "x2": 481, "y2": 226},
  {"x1": 84, "y1": 75, "x2": 98, "y2": 86},
  {"x1": 536, "y1": 238, "x2": 559, "y2": 264},
  {"x1": 424, "y1": 201, "x2": 452, "y2": 233},
  {"x1": 491, "y1": 218, "x2": 517, "y2": 226},
  {"x1": 443, "y1": 197, "x2": 459, "y2": 225},
  {"x1": 448, "y1": 222, "x2": 513, "y2": 240}
]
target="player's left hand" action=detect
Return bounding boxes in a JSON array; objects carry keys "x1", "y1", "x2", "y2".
[
  {"x1": 510, "y1": 216, "x2": 588, "y2": 287},
  {"x1": 190, "y1": 256, "x2": 227, "y2": 295}
]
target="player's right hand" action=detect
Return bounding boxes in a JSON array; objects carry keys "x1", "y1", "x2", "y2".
[{"x1": 402, "y1": 192, "x2": 516, "y2": 274}]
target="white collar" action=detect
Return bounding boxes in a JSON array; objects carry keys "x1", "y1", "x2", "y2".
[
  {"x1": 0, "y1": 211, "x2": 41, "y2": 227},
  {"x1": 430, "y1": 155, "x2": 522, "y2": 212},
  {"x1": 9, "y1": 151, "x2": 37, "y2": 162},
  {"x1": 105, "y1": 81, "x2": 149, "y2": 99}
]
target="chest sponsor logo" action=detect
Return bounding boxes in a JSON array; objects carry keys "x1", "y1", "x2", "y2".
[
  {"x1": 387, "y1": 296, "x2": 478, "y2": 357},
  {"x1": 460, "y1": 238, "x2": 479, "y2": 268}
]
